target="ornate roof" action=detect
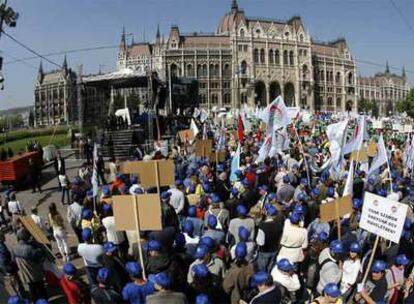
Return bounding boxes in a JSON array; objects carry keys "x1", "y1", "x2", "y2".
[
  {"x1": 181, "y1": 35, "x2": 230, "y2": 47},
  {"x1": 126, "y1": 43, "x2": 152, "y2": 57}
]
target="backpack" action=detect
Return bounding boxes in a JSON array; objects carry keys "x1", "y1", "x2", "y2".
[{"x1": 310, "y1": 257, "x2": 335, "y2": 293}]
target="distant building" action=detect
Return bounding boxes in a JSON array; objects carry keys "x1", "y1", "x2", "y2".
[
  {"x1": 358, "y1": 63, "x2": 410, "y2": 115},
  {"x1": 34, "y1": 56, "x2": 77, "y2": 126},
  {"x1": 34, "y1": 56, "x2": 107, "y2": 127},
  {"x1": 117, "y1": 0, "x2": 358, "y2": 112}
]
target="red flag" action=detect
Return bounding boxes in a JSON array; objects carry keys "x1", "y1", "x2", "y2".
[{"x1": 237, "y1": 114, "x2": 244, "y2": 144}]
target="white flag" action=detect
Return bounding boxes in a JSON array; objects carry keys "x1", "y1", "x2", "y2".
[
  {"x1": 327, "y1": 120, "x2": 348, "y2": 179},
  {"x1": 230, "y1": 143, "x2": 241, "y2": 182},
  {"x1": 343, "y1": 115, "x2": 365, "y2": 155},
  {"x1": 343, "y1": 159, "x2": 354, "y2": 196},
  {"x1": 256, "y1": 135, "x2": 272, "y2": 164},
  {"x1": 190, "y1": 119, "x2": 199, "y2": 138},
  {"x1": 92, "y1": 144, "x2": 98, "y2": 197},
  {"x1": 260, "y1": 96, "x2": 290, "y2": 136},
  {"x1": 368, "y1": 134, "x2": 388, "y2": 176}
]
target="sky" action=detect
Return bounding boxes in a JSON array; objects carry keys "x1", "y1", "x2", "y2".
[{"x1": 0, "y1": 0, "x2": 413, "y2": 110}]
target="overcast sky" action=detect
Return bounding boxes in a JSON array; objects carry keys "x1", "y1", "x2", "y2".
[{"x1": 0, "y1": 0, "x2": 413, "y2": 110}]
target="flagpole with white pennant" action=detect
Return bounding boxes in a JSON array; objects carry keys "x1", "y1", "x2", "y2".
[{"x1": 92, "y1": 143, "x2": 98, "y2": 212}]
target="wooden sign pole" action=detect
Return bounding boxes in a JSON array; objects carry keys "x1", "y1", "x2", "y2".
[
  {"x1": 133, "y1": 195, "x2": 146, "y2": 280},
  {"x1": 361, "y1": 235, "x2": 380, "y2": 286},
  {"x1": 154, "y1": 161, "x2": 160, "y2": 194},
  {"x1": 335, "y1": 201, "x2": 341, "y2": 240}
]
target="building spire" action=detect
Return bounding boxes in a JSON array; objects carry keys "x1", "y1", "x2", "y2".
[
  {"x1": 38, "y1": 60, "x2": 43, "y2": 75},
  {"x1": 231, "y1": 0, "x2": 238, "y2": 11},
  {"x1": 156, "y1": 23, "x2": 161, "y2": 44},
  {"x1": 402, "y1": 66, "x2": 406, "y2": 79},
  {"x1": 385, "y1": 60, "x2": 390, "y2": 74},
  {"x1": 120, "y1": 26, "x2": 126, "y2": 51},
  {"x1": 62, "y1": 54, "x2": 68, "y2": 70}
]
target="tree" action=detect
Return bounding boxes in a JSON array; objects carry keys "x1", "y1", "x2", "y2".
[
  {"x1": 396, "y1": 88, "x2": 414, "y2": 118},
  {"x1": 358, "y1": 99, "x2": 373, "y2": 114}
]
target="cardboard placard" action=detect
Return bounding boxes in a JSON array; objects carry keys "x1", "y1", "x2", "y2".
[
  {"x1": 120, "y1": 160, "x2": 174, "y2": 188},
  {"x1": 187, "y1": 194, "x2": 200, "y2": 205},
  {"x1": 195, "y1": 140, "x2": 213, "y2": 158},
  {"x1": 320, "y1": 195, "x2": 353, "y2": 223},
  {"x1": 207, "y1": 151, "x2": 227, "y2": 162},
  {"x1": 113, "y1": 194, "x2": 162, "y2": 231},
  {"x1": 367, "y1": 142, "x2": 377, "y2": 157},
  {"x1": 359, "y1": 192, "x2": 408, "y2": 243},
  {"x1": 19, "y1": 216, "x2": 50, "y2": 245},
  {"x1": 351, "y1": 148, "x2": 368, "y2": 162},
  {"x1": 372, "y1": 120, "x2": 383, "y2": 129},
  {"x1": 178, "y1": 129, "x2": 194, "y2": 143},
  {"x1": 404, "y1": 125, "x2": 413, "y2": 133}
]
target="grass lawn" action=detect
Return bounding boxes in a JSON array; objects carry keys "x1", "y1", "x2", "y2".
[{"x1": 0, "y1": 133, "x2": 70, "y2": 153}]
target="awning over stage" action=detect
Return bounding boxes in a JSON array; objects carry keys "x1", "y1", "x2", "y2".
[{"x1": 82, "y1": 68, "x2": 149, "y2": 89}]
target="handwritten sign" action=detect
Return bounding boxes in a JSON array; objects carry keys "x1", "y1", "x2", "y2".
[{"x1": 359, "y1": 192, "x2": 407, "y2": 243}]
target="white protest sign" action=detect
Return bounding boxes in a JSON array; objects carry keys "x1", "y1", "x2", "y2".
[
  {"x1": 286, "y1": 107, "x2": 300, "y2": 120},
  {"x1": 360, "y1": 192, "x2": 408, "y2": 243},
  {"x1": 372, "y1": 120, "x2": 383, "y2": 129},
  {"x1": 392, "y1": 123, "x2": 401, "y2": 131},
  {"x1": 404, "y1": 124, "x2": 413, "y2": 133}
]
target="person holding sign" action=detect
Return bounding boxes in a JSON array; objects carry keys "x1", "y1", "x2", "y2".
[
  {"x1": 354, "y1": 260, "x2": 388, "y2": 304},
  {"x1": 311, "y1": 283, "x2": 343, "y2": 304}
]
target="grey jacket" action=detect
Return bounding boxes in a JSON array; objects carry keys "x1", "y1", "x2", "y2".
[
  {"x1": 12, "y1": 240, "x2": 45, "y2": 284},
  {"x1": 146, "y1": 290, "x2": 188, "y2": 304},
  {"x1": 316, "y1": 247, "x2": 342, "y2": 294}
]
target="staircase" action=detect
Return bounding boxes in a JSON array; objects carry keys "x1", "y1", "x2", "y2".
[{"x1": 101, "y1": 127, "x2": 143, "y2": 160}]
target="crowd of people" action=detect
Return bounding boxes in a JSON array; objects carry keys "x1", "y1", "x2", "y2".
[{"x1": 1, "y1": 111, "x2": 414, "y2": 304}]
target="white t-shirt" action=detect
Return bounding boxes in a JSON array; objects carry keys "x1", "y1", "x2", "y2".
[
  {"x1": 8, "y1": 200, "x2": 23, "y2": 215},
  {"x1": 102, "y1": 216, "x2": 125, "y2": 244},
  {"x1": 77, "y1": 243, "x2": 103, "y2": 267},
  {"x1": 340, "y1": 258, "x2": 361, "y2": 293}
]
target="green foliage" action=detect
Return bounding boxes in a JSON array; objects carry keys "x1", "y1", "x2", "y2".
[
  {"x1": 0, "y1": 114, "x2": 24, "y2": 130},
  {"x1": 0, "y1": 133, "x2": 69, "y2": 153},
  {"x1": 28, "y1": 111, "x2": 35, "y2": 127},
  {"x1": 396, "y1": 88, "x2": 414, "y2": 118},
  {"x1": 0, "y1": 126, "x2": 71, "y2": 145},
  {"x1": 358, "y1": 99, "x2": 373, "y2": 113},
  {"x1": 7, "y1": 147, "x2": 13, "y2": 158}
]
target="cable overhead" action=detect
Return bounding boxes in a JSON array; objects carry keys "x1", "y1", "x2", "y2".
[
  {"x1": 0, "y1": 50, "x2": 37, "y2": 70},
  {"x1": 1, "y1": 29, "x2": 62, "y2": 68},
  {"x1": 4, "y1": 44, "x2": 119, "y2": 65},
  {"x1": 389, "y1": 0, "x2": 414, "y2": 36}
]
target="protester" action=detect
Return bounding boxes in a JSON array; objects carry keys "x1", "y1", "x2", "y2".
[
  {"x1": 48, "y1": 202, "x2": 70, "y2": 261},
  {"x1": 59, "y1": 262, "x2": 90, "y2": 304},
  {"x1": 91, "y1": 267, "x2": 122, "y2": 303}
]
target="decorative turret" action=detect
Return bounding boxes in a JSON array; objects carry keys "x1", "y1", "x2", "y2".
[
  {"x1": 231, "y1": 0, "x2": 238, "y2": 12},
  {"x1": 155, "y1": 23, "x2": 161, "y2": 45},
  {"x1": 120, "y1": 26, "x2": 126, "y2": 53},
  {"x1": 62, "y1": 54, "x2": 68, "y2": 76},
  {"x1": 37, "y1": 60, "x2": 44, "y2": 83},
  {"x1": 402, "y1": 66, "x2": 406, "y2": 80},
  {"x1": 385, "y1": 61, "x2": 390, "y2": 74}
]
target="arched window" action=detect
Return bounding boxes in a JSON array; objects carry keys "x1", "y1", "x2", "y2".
[
  {"x1": 170, "y1": 64, "x2": 178, "y2": 77},
  {"x1": 289, "y1": 51, "x2": 294, "y2": 66},
  {"x1": 260, "y1": 49, "x2": 265, "y2": 64},
  {"x1": 223, "y1": 64, "x2": 231, "y2": 77},
  {"x1": 336, "y1": 97, "x2": 342, "y2": 108},
  {"x1": 240, "y1": 29, "x2": 245, "y2": 38},
  {"x1": 336, "y1": 72, "x2": 341, "y2": 84},
  {"x1": 223, "y1": 93, "x2": 231, "y2": 104},
  {"x1": 186, "y1": 64, "x2": 194, "y2": 78},
  {"x1": 283, "y1": 50, "x2": 288, "y2": 65},
  {"x1": 269, "y1": 49, "x2": 274, "y2": 64},
  {"x1": 348, "y1": 72, "x2": 353, "y2": 85},
  {"x1": 275, "y1": 50, "x2": 280, "y2": 64},
  {"x1": 299, "y1": 34, "x2": 304, "y2": 42},
  {"x1": 240, "y1": 60, "x2": 247, "y2": 74},
  {"x1": 241, "y1": 93, "x2": 247, "y2": 104},
  {"x1": 302, "y1": 65, "x2": 308, "y2": 79},
  {"x1": 254, "y1": 49, "x2": 259, "y2": 63},
  {"x1": 197, "y1": 64, "x2": 202, "y2": 77},
  {"x1": 320, "y1": 70, "x2": 325, "y2": 81},
  {"x1": 202, "y1": 64, "x2": 207, "y2": 77},
  {"x1": 327, "y1": 97, "x2": 333, "y2": 106},
  {"x1": 200, "y1": 94, "x2": 207, "y2": 104}
]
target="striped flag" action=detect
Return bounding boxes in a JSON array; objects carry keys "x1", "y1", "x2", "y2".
[
  {"x1": 92, "y1": 143, "x2": 98, "y2": 197},
  {"x1": 230, "y1": 143, "x2": 241, "y2": 182},
  {"x1": 368, "y1": 134, "x2": 388, "y2": 176}
]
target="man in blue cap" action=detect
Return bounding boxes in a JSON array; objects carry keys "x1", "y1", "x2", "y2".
[
  {"x1": 271, "y1": 259, "x2": 301, "y2": 295},
  {"x1": 228, "y1": 204, "x2": 255, "y2": 244},
  {"x1": 202, "y1": 215, "x2": 226, "y2": 245},
  {"x1": 122, "y1": 261, "x2": 155, "y2": 304},
  {"x1": 276, "y1": 174, "x2": 295, "y2": 205},
  {"x1": 160, "y1": 191, "x2": 180, "y2": 230},
  {"x1": 223, "y1": 242, "x2": 255, "y2": 304},
  {"x1": 204, "y1": 193, "x2": 229, "y2": 231},
  {"x1": 187, "y1": 244, "x2": 225, "y2": 285},
  {"x1": 101, "y1": 203, "x2": 128, "y2": 260},
  {"x1": 100, "y1": 242, "x2": 129, "y2": 293},
  {"x1": 146, "y1": 272, "x2": 188, "y2": 304},
  {"x1": 185, "y1": 206, "x2": 204, "y2": 237},
  {"x1": 316, "y1": 240, "x2": 344, "y2": 295},
  {"x1": 67, "y1": 193, "x2": 83, "y2": 242},
  {"x1": 312, "y1": 283, "x2": 342, "y2": 304},
  {"x1": 256, "y1": 204, "x2": 284, "y2": 273},
  {"x1": 77, "y1": 228, "x2": 103, "y2": 285},
  {"x1": 355, "y1": 260, "x2": 388, "y2": 303},
  {"x1": 169, "y1": 180, "x2": 186, "y2": 218},
  {"x1": 249, "y1": 271, "x2": 281, "y2": 303},
  {"x1": 386, "y1": 254, "x2": 409, "y2": 303},
  {"x1": 91, "y1": 267, "x2": 122, "y2": 303}
]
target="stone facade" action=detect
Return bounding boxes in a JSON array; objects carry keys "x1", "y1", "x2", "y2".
[
  {"x1": 117, "y1": 0, "x2": 358, "y2": 111},
  {"x1": 358, "y1": 64, "x2": 409, "y2": 115}
]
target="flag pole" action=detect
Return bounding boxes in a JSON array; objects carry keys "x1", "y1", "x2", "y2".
[{"x1": 293, "y1": 122, "x2": 311, "y2": 186}]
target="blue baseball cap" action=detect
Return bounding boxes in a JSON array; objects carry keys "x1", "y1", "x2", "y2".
[
  {"x1": 207, "y1": 215, "x2": 217, "y2": 229},
  {"x1": 352, "y1": 198, "x2": 362, "y2": 209},
  {"x1": 238, "y1": 226, "x2": 250, "y2": 241},
  {"x1": 267, "y1": 192, "x2": 277, "y2": 201},
  {"x1": 323, "y1": 283, "x2": 341, "y2": 298},
  {"x1": 63, "y1": 262, "x2": 77, "y2": 276},
  {"x1": 329, "y1": 240, "x2": 344, "y2": 255},
  {"x1": 161, "y1": 191, "x2": 171, "y2": 201},
  {"x1": 289, "y1": 213, "x2": 301, "y2": 224},
  {"x1": 134, "y1": 188, "x2": 144, "y2": 194},
  {"x1": 175, "y1": 179, "x2": 183, "y2": 187},
  {"x1": 125, "y1": 261, "x2": 142, "y2": 277},
  {"x1": 130, "y1": 175, "x2": 138, "y2": 184},
  {"x1": 349, "y1": 242, "x2": 362, "y2": 253},
  {"x1": 283, "y1": 175, "x2": 290, "y2": 183},
  {"x1": 235, "y1": 242, "x2": 247, "y2": 259},
  {"x1": 195, "y1": 294, "x2": 209, "y2": 304},
  {"x1": 230, "y1": 187, "x2": 239, "y2": 197},
  {"x1": 86, "y1": 189, "x2": 94, "y2": 198},
  {"x1": 188, "y1": 206, "x2": 197, "y2": 217},
  {"x1": 82, "y1": 208, "x2": 93, "y2": 220},
  {"x1": 265, "y1": 204, "x2": 277, "y2": 216},
  {"x1": 327, "y1": 187, "x2": 335, "y2": 197},
  {"x1": 102, "y1": 185, "x2": 111, "y2": 196},
  {"x1": 8, "y1": 296, "x2": 29, "y2": 304},
  {"x1": 236, "y1": 204, "x2": 247, "y2": 217},
  {"x1": 395, "y1": 254, "x2": 410, "y2": 266},
  {"x1": 277, "y1": 258, "x2": 295, "y2": 272},
  {"x1": 258, "y1": 185, "x2": 269, "y2": 192},
  {"x1": 35, "y1": 300, "x2": 48, "y2": 304},
  {"x1": 194, "y1": 245, "x2": 209, "y2": 259},
  {"x1": 183, "y1": 220, "x2": 194, "y2": 234},
  {"x1": 81, "y1": 228, "x2": 92, "y2": 242},
  {"x1": 102, "y1": 203, "x2": 112, "y2": 213},
  {"x1": 97, "y1": 267, "x2": 110, "y2": 283},
  {"x1": 192, "y1": 263, "x2": 209, "y2": 278},
  {"x1": 311, "y1": 188, "x2": 320, "y2": 196},
  {"x1": 294, "y1": 204, "x2": 305, "y2": 214},
  {"x1": 103, "y1": 242, "x2": 117, "y2": 254},
  {"x1": 151, "y1": 272, "x2": 171, "y2": 289},
  {"x1": 174, "y1": 233, "x2": 186, "y2": 248},
  {"x1": 300, "y1": 178, "x2": 308, "y2": 185},
  {"x1": 241, "y1": 178, "x2": 250, "y2": 187},
  {"x1": 297, "y1": 193, "x2": 306, "y2": 202},
  {"x1": 318, "y1": 231, "x2": 329, "y2": 242},
  {"x1": 199, "y1": 236, "x2": 214, "y2": 248},
  {"x1": 250, "y1": 271, "x2": 271, "y2": 287},
  {"x1": 209, "y1": 193, "x2": 221, "y2": 204},
  {"x1": 147, "y1": 240, "x2": 161, "y2": 252},
  {"x1": 371, "y1": 260, "x2": 387, "y2": 273}
]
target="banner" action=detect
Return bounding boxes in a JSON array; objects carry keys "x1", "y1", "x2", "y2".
[{"x1": 360, "y1": 192, "x2": 408, "y2": 243}]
